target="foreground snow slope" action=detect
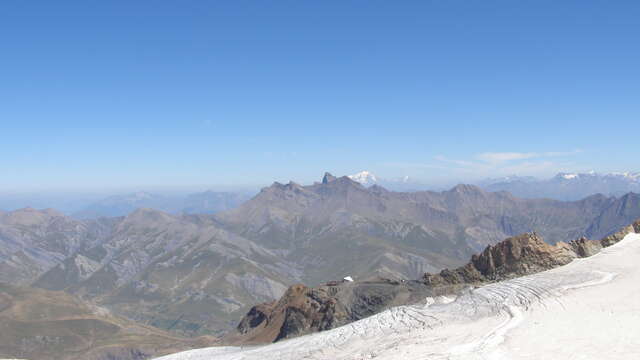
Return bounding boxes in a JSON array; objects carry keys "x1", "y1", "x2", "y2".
[{"x1": 157, "y1": 233, "x2": 640, "y2": 360}]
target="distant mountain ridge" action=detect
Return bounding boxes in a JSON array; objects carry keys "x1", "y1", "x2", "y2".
[
  {"x1": 346, "y1": 170, "x2": 640, "y2": 200},
  {"x1": 72, "y1": 190, "x2": 253, "y2": 219},
  {"x1": 481, "y1": 171, "x2": 640, "y2": 200}
]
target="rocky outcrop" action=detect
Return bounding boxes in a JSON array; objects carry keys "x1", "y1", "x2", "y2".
[
  {"x1": 423, "y1": 233, "x2": 577, "y2": 286},
  {"x1": 599, "y1": 224, "x2": 635, "y2": 247},
  {"x1": 236, "y1": 219, "x2": 640, "y2": 345},
  {"x1": 569, "y1": 237, "x2": 602, "y2": 257},
  {"x1": 425, "y1": 220, "x2": 640, "y2": 288},
  {"x1": 232, "y1": 278, "x2": 431, "y2": 344}
]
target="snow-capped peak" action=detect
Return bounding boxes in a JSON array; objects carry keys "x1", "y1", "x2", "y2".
[
  {"x1": 610, "y1": 172, "x2": 640, "y2": 181},
  {"x1": 348, "y1": 171, "x2": 378, "y2": 185},
  {"x1": 554, "y1": 171, "x2": 640, "y2": 182}
]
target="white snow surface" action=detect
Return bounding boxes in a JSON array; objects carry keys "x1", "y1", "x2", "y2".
[
  {"x1": 156, "y1": 233, "x2": 640, "y2": 360},
  {"x1": 348, "y1": 171, "x2": 378, "y2": 185}
]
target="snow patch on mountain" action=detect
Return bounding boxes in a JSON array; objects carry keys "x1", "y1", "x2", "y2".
[{"x1": 348, "y1": 171, "x2": 378, "y2": 185}]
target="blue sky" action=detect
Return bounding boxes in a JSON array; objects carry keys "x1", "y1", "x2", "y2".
[{"x1": 2, "y1": 1, "x2": 639, "y2": 191}]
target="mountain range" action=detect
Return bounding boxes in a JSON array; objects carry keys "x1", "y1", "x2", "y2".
[
  {"x1": 2, "y1": 173, "x2": 640, "y2": 347},
  {"x1": 348, "y1": 170, "x2": 640, "y2": 200},
  {"x1": 480, "y1": 171, "x2": 640, "y2": 200}
]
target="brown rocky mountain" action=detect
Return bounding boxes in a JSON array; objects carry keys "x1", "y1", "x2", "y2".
[
  {"x1": 2, "y1": 173, "x2": 640, "y2": 341},
  {"x1": 232, "y1": 278, "x2": 432, "y2": 344},
  {"x1": 423, "y1": 219, "x2": 640, "y2": 288},
  {"x1": 0, "y1": 283, "x2": 212, "y2": 360},
  {"x1": 235, "y1": 219, "x2": 640, "y2": 343},
  {"x1": 215, "y1": 174, "x2": 640, "y2": 283},
  {"x1": 0, "y1": 208, "x2": 116, "y2": 285},
  {"x1": 33, "y1": 209, "x2": 296, "y2": 337}
]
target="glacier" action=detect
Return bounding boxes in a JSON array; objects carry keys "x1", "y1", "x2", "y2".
[{"x1": 156, "y1": 233, "x2": 640, "y2": 360}]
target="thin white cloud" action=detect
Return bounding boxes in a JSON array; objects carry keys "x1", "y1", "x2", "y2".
[
  {"x1": 475, "y1": 152, "x2": 538, "y2": 163},
  {"x1": 380, "y1": 150, "x2": 583, "y2": 182},
  {"x1": 381, "y1": 161, "x2": 449, "y2": 170},
  {"x1": 475, "y1": 150, "x2": 582, "y2": 163}
]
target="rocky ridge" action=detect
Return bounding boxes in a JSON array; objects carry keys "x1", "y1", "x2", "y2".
[
  {"x1": 236, "y1": 219, "x2": 640, "y2": 343},
  {"x1": 232, "y1": 278, "x2": 431, "y2": 344},
  {"x1": 424, "y1": 219, "x2": 640, "y2": 287}
]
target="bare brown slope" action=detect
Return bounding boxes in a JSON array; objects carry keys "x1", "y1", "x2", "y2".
[{"x1": 0, "y1": 284, "x2": 213, "y2": 360}]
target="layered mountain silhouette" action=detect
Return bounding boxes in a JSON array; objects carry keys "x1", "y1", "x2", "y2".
[{"x1": 1, "y1": 173, "x2": 640, "y2": 340}]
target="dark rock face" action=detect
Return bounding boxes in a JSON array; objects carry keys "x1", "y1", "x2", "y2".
[
  {"x1": 423, "y1": 233, "x2": 576, "y2": 286},
  {"x1": 322, "y1": 172, "x2": 337, "y2": 184},
  {"x1": 232, "y1": 279, "x2": 431, "y2": 344},
  {"x1": 569, "y1": 237, "x2": 602, "y2": 257},
  {"x1": 471, "y1": 233, "x2": 576, "y2": 280},
  {"x1": 237, "y1": 304, "x2": 272, "y2": 333},
  {"x1": 425, "y1": 221, "x2": 640, "y2": 288}
]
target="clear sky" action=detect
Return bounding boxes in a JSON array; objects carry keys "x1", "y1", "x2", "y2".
[{"x1": 2, "y1": 1, "x2": 639, "y2": 191}]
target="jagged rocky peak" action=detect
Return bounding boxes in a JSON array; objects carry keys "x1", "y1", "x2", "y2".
[
  {"x1": 322, "y1": 172, "x2": 337, "y2": 184},
  {"x1": 320, "y1": 172, "x2": 362, "y2": 189},
  {"x1": 269, "y1": 180, "x2": 303, "y2": 190},
  {"x1": 425, "y1": 220, "x2": 640, "y2": 289},
  {"x1": 471, "y1": 232, "x2": 576, "y2": 279},
  {"x1": 259, "y1": 181, "x2": 308, "y2": 200},
  {"x1": 423, "y1": 232, "x2": 577, "y2": 286}
]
